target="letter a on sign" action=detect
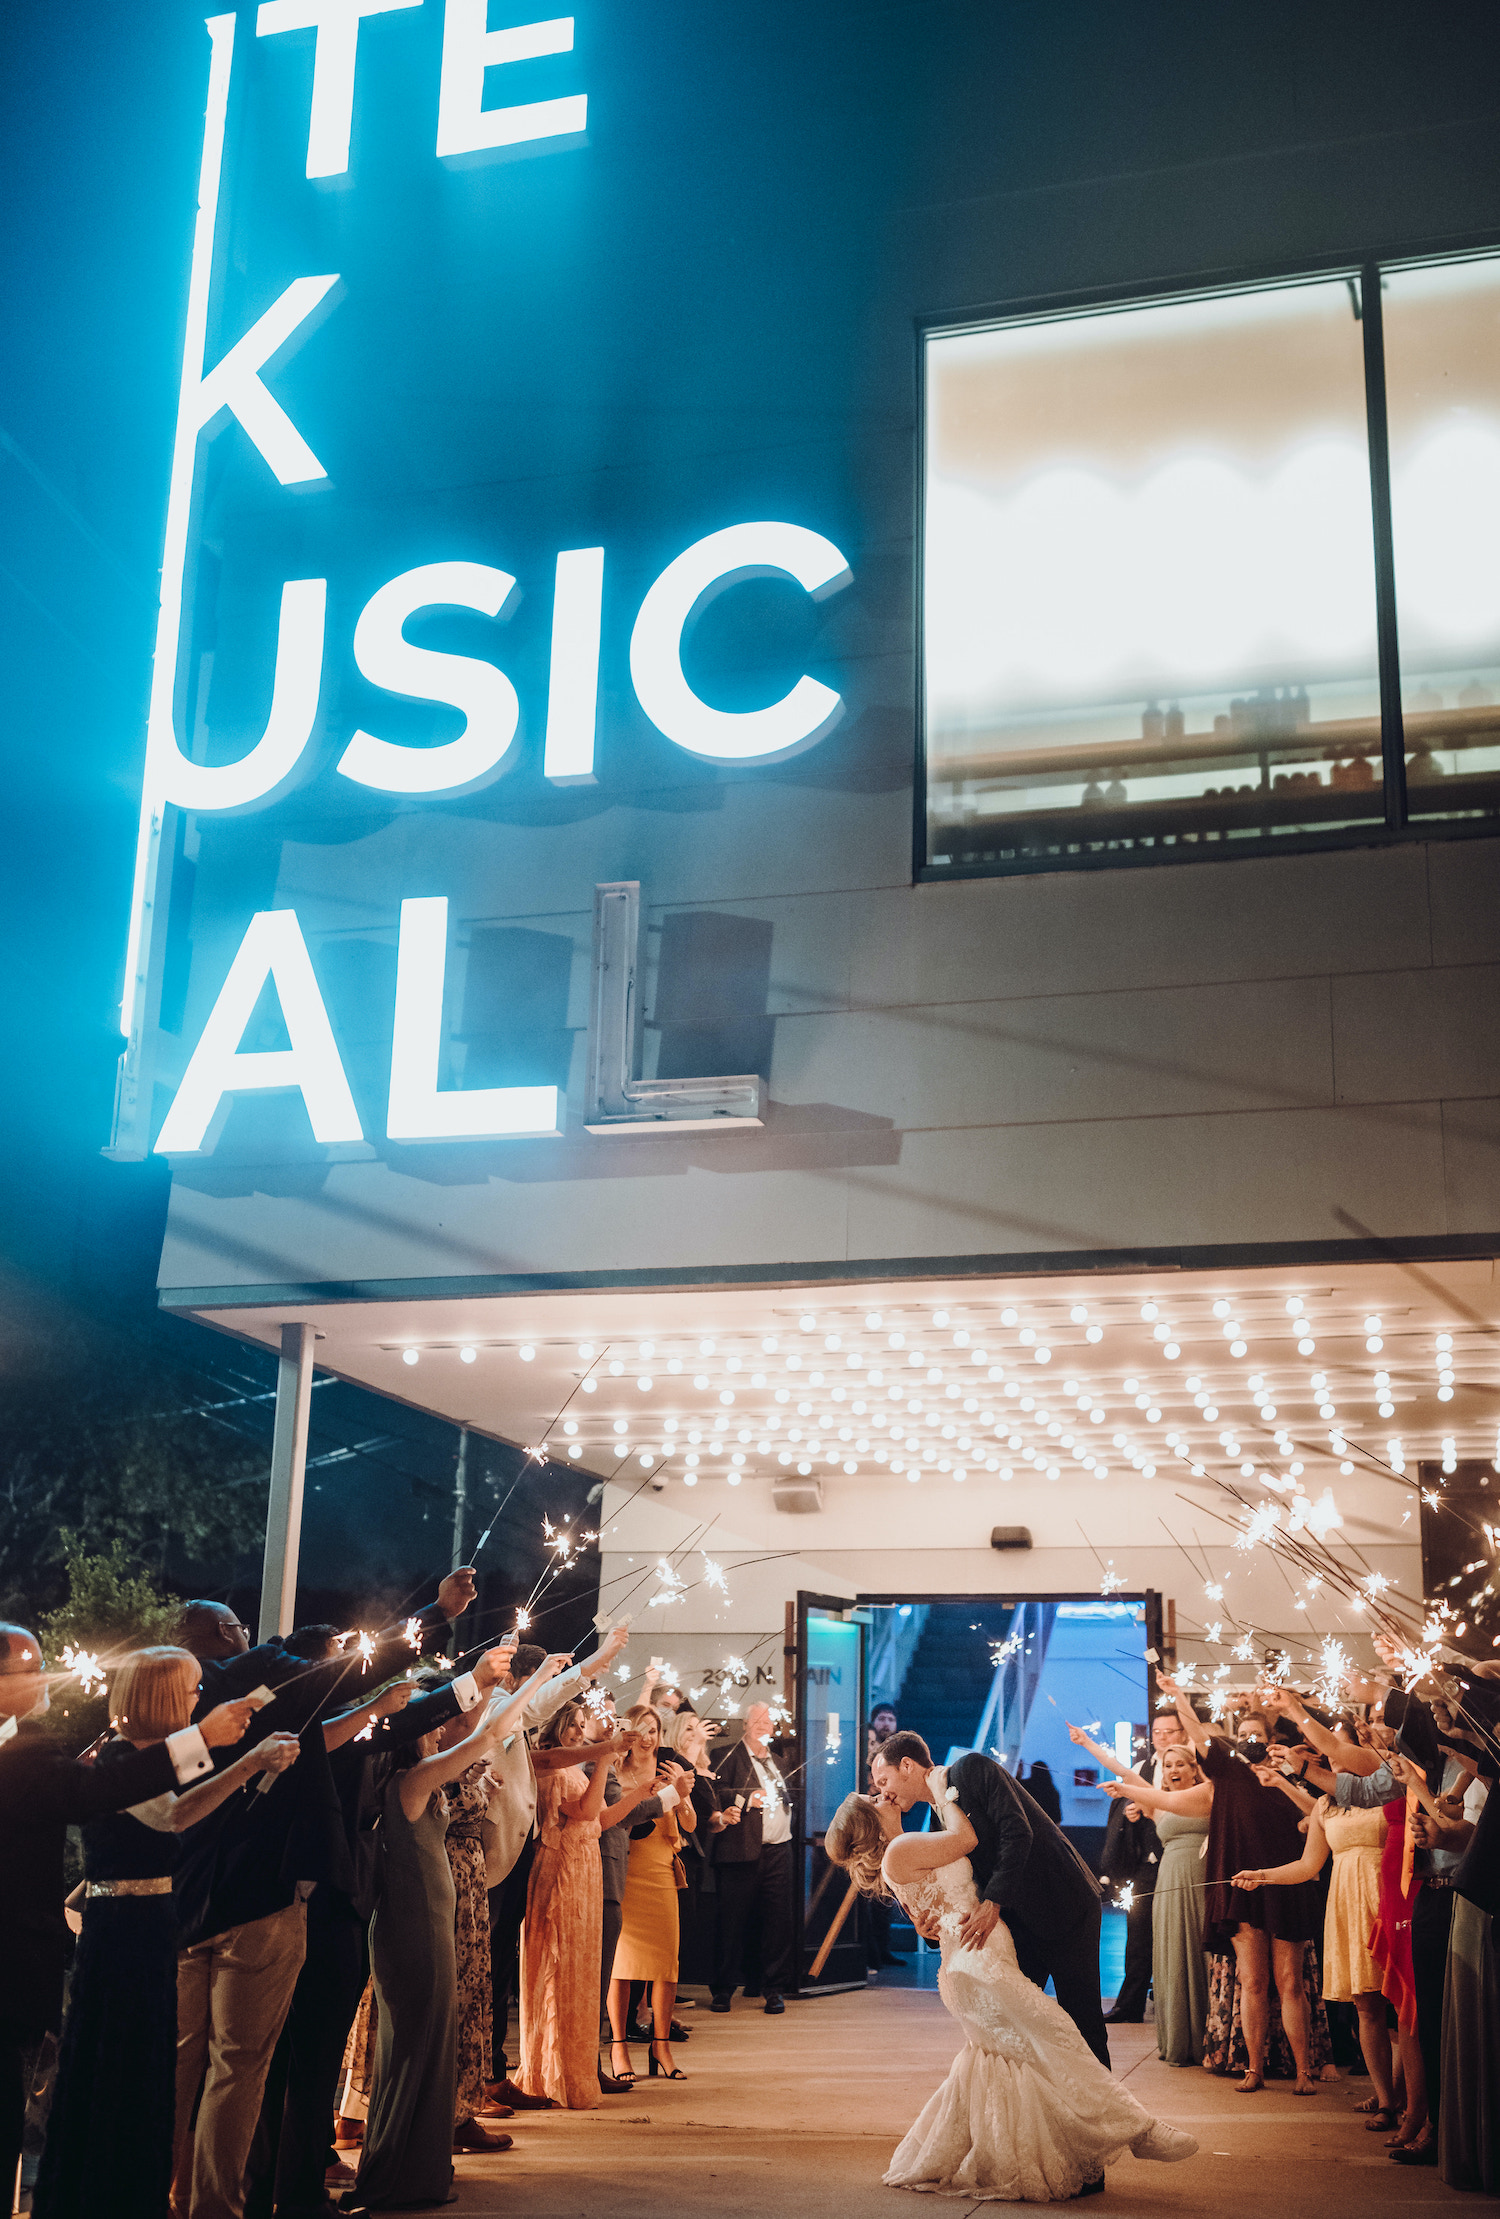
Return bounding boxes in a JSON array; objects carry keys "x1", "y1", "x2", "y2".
[{"x1": 155, "y1": 910, "x2": 363, "y2": 1155}]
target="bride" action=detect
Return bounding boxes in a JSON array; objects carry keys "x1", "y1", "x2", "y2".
[{"x1": 826, "y1": 1790, "x2": 1198, "y2": 2202}]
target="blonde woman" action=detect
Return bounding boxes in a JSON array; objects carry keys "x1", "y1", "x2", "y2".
[
  {"x1": 1070, "y1": 1723, "x2": 1212, "y2": 2065},
  {"x1": 609, "y1": 1702, "x2": 694, "y2": 2079},
  {"x1": 826, "y1": 1785, "x2": 1196, "y2": 2200},
  {"x1": 33, "y1": 1648, "x2": 298, "y2": 2219}
]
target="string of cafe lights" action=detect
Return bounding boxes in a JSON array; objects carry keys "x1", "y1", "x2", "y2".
[{"x1": 387, "y1": 1285, "x2": 1499, "y2": 1504}]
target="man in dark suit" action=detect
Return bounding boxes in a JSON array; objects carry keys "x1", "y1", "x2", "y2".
[
  {"x1": 171, "y1": 1571, "x2": 478, "y2": 2219},
  {"x1": 709, "y1": 1703, "x2": 795, "y2": 2015},
  {"x1": 1100, "y1": 1713, "x2": 1187, "y2": 2025},
  {"x1": 872, "y1": 1729, "x2": 1109, "y2": 2067},
  {"x1": 0, "y1": 1623, "x2": 258, "y2": 2203}
]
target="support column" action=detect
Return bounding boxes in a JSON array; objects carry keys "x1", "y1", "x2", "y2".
[{"x1": 259, "y1": 1321, "x2": 315, "y2": 1641}]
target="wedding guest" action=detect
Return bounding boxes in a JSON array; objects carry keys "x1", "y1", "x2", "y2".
[
  {"x1": 863, "y1": 1708, "x2": 902, "y2": 1967},
  {"x1": 1232, "y1": 1781, "x2": 1398, "y2": 2124},
  {"x1": 1020, "y1": 1759, "x2": 1062, "y2": 1825},
  {"x1": 710, "y1": 1704, "x2": 795, "y2": 2016},
  {"x1": 610, "y1": 1704, "x2": 694, "y2": 2078},
  {"x1": 1081, "y1": 1724, "x2": 1209, "y2": 2064},
  {"x1": 1440, "y1": 1759, "x2": 1498, "y2": 2192},
  {"x1": 517, "y1": 1701, "x2": 615, "y2": 2108},
  {"x1": 581, "y1": 1696, "x2": 678, "y2": 2091},
  {"x1": 663, "y1": 1710, "x2": 720, "y2": 1987},
  {"x1": 1155, "y1": 1679, "x2": 1320, "y2": 2092},
  {"x1": 252, "y1": 1635, "x2": 515, "y2": 2219},
  {"x1": 438, "y1": 1715, "x2": 507, "y2": 2148},
  {"x1": 484, "y1": 1623, "x2": 631, "y2": 2110},
  {"x1": 32, "y1": 1651, "x2": 300, "y2": 2219},
  {"x1": 352, "y1": 1656, "x2": 566, "y2": 2210},
  {"x1": 0, "y1": 1625, "x2": 256, "y2": 2206},
  {"x1": 172, "y1": 1576, "x2": 475, "y2": 2219},
  {"x1": 1099, "y1": 1714, "x2": 1187, "y2": 2025}
]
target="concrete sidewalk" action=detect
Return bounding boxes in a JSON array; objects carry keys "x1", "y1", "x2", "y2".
[{"x1": 439, "y1": 1985, "x2": 1476, "y2": 2217}]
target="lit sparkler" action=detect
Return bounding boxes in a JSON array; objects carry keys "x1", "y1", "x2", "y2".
[{"x1": 61, "y1": 1645, "x2": 106, "y2": 1696}]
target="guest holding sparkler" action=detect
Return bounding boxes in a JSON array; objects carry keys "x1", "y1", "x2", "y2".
[
  {"x1": 1073, "y1": 1723, "x2": 1211, "y2": 2065},
  {"x1": 351, "y1": 1654, "x2": 569, "y2": 2211},
  {"x1": 484, "y1": 1621, "x2": 631, "y2": 2110},
  {"x1": 32, "y1": 1651, "x2": 300, "y2": 2219},
  {"x1": 609, "y1": 1703, "x2": 695, "y2": 2078},
  {"x1": 709, "y1": 1703, "x2": 795, "y2": 2018},
  {"x1": 0, "y1": 1626, "x2": 261, "y2": 2210}
]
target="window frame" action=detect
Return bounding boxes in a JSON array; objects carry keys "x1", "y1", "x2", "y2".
[{"x1": 913, "y1": 234, "x2": 1500, "y2": 885}]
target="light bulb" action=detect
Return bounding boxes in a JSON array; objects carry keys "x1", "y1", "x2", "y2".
[
  {"x1": 1085, "y1": 1325, "x2": 1103, "y2": 1343},
  {"x1": 519, "y1": 1345, "x2": 535, "y2": 1362},
  {"x1": 402, "y1": 1348, "x2": 419, "y2": 1366},
  {"x1": 1212, "y1": 1299, "x2": 1231, "y2": 1318},
  {"x1": 1001, "y1": 1308, "x2": 1018, "y2": 1326},
  {"x1": 1285, "y1": 1297, "x2": 1303, "y2": 1315},
  {"x1": 1141, "y1": 1301, "x2": 1158, "y2": 1321},
  {"x1": 1070, "y1": 1304, "x2": 1088, "y2": 1323},
  {"x1": 865, "y1": 1312, "x2": 883, "y2": 1330},
  {"x1": 577, "y1": 1342, "x2": 595, "y2": 1359},
  {"x1": 1364, "y1": 1316, "x2": 1382, "y2": 1334},
  {"x1": 1436, "y1": 1333, "x2": 1453, "y2": 1351},
  {"x1": 1366, "y1": 1336, "x2": 1383, "y2": 1354},
  {"x1": 934, "y1": 1310, "x2": 950, "y2": 1326},
  {"x1": 459, "y1": 1346, "x2": 476, "y2": 1363}
]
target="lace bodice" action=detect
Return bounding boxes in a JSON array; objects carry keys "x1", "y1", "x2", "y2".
[{"x1": 884, "y1": 1851, "x2": 981, "y2": 1938}]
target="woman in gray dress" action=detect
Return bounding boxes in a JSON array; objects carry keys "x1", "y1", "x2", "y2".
[{"x1": 352, "y1": 1655, "x2": 568, "y2": 2210}]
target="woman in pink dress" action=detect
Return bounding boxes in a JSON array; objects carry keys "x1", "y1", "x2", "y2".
[{"x1": 517, "y1": 1700, "x2": 613, "y2": 2109}]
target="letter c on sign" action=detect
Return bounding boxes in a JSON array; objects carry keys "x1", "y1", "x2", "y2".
[{"x1": 628, "y1": 522, "x2": 852, "y2": 763}]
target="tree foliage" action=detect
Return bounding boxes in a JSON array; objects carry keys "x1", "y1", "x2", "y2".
[
  {"x1": 35, "y1": 1534, "x2": 186, "y2": 1748},
  {"x1": 0, "y1": 1314, "x2": 269, "y2": 1623}
]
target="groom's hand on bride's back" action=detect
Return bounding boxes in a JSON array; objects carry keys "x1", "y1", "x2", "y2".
[{"x1": 955, "y1": 1899, "x2": 1000, "y2": 1948}]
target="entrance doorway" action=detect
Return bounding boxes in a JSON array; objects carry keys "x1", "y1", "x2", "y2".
[{"x1": 794, "y1": 1591, "x2": 1162, "y2": 2001}]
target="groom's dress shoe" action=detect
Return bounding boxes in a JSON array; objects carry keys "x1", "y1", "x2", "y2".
[
  {"x1": 1103, "y1": 2011, "x2": 1142, "y2": 2024},
  {"x1": 763, "y1": 1993, "x2": 785, "y2": 2014}
]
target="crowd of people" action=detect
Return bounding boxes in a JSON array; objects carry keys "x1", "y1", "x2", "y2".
[
  {"x1": 0, "y1": 1586, "x2": 799, "y2": 2217},
  {"x1": 1067, "y1": 1641, "x2": 1499, "y2": 2193}
]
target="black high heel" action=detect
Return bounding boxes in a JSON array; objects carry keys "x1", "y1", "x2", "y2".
[
  {"x1": 648, "y1": 2039, "x2": 686, "y2": 2081},
  {"x1": 603, "y1": 2042, "x2": 636, "y2": 2089}
]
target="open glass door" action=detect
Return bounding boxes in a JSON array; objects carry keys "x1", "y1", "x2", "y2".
[{"x1": 794, "y1": 1592, "x2": 867, "y2": 1993}]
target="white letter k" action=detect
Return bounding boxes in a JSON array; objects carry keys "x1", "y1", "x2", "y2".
[{"x1": 191, "y1": 274, "x2": 341, "y2": 485}]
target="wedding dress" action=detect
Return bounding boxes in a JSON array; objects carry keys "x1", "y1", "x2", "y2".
[{"x1": 882, "y1": 1846, "x2": 1197, "y2": 2201}]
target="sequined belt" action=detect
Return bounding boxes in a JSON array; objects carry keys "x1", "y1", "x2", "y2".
[{"x1": 85, "y1": 1877, "x2": 173, "y2": 1898}]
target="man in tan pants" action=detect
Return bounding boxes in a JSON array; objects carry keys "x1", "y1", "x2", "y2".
[{"x1": 172, "y1": 1898, "x2": 307, "y2": 2219}]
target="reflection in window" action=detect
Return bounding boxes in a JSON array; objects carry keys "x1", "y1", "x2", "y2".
[
  {"x1": 923, "y1": 282, "x2": 1384, "y2": 871},
  {"x1": 1383, "y1": 256, "x2": 1500, "y2": 821}
]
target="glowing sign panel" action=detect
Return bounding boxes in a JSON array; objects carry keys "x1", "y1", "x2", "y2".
[{"x1": 118, "y1": 8, "x2": 853, "y2": 1161}]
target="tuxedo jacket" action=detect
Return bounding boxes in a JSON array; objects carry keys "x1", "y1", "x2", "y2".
[
  {"x1": 176, "y1": 1601, "x2": 453, "y2": 1947},
  {"x1": 710, "y1": 1739, "x2": 792, "y2": 1866},
  {"x1": 946, "y1": 1751, "x2": 1103, "y2": 1940}
]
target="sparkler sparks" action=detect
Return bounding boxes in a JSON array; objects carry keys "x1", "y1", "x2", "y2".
[
  {"x1": 1099, "y1": 1563, "x2": 1125, "y2": 1597},
  {"x1": 403, "y1": 1618, "x2": 423, "y2": 1653},
  {"x1": 61, "y1": 1645, "x2": 105, "y2": 1695},
  {"x1": 702, "y1": 1554, "x2": 728, "y2": 1593}
]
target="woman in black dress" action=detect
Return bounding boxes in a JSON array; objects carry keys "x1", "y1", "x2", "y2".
[
  {"x1": 1157, "y1": 1679, "x2": 1321, "y2": 2092},
  {"x1": 32, "y1": 1647, "x2": 299, "y2": 2219}
]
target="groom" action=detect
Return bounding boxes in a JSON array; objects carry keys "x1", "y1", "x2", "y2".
[{"x1": 871, "y1": 1730, "x2": 1110, "y2": 2067}]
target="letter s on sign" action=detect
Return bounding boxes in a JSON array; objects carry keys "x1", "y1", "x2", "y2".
[
  {"x1": 337, "y1": 561, "x2": 522, "y2": 796},
  {"x1": 629, "y1": 522, "x2": 852, "y2": 764}
]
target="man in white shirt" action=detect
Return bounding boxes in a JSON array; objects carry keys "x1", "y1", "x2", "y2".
[
  {"x1": 710, "y1": 1703, "x2": 795, "y2": 2016},
  {"x1": 1103, "y1": 1713, "x2": 1186, "y2": 2025}
]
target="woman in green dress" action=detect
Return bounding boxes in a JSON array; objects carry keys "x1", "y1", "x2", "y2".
[{"x1": 1072, "y1": 1726, "x2": 1213, "y2": 2065}]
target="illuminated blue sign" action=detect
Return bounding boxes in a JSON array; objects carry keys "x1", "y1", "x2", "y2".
[{"x1": 116, "y1": 7, "x2": 853, "y2": 1161}]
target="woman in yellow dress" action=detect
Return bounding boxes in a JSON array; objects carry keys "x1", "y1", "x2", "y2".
[
  {"x1": 608, "y1": 1704, "x2": 695, "y2": 2079},
  {"x1": 1234, "y1": 1790, "x2": 1396, "y2": 2125}
]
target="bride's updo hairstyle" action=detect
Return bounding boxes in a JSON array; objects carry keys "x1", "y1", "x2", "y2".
[{"x1": 826, "y1": 1793, "x2": 892, "y2": 1899}]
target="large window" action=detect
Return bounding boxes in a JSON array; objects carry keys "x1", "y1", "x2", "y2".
[{"x1": 921, "y1": 254, "x2": 1500, "y2": 875}]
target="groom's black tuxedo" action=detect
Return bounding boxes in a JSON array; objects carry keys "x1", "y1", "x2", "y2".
[{"x1": 945, "y1": 1752, "x2": 1110, "y2": 2068}]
